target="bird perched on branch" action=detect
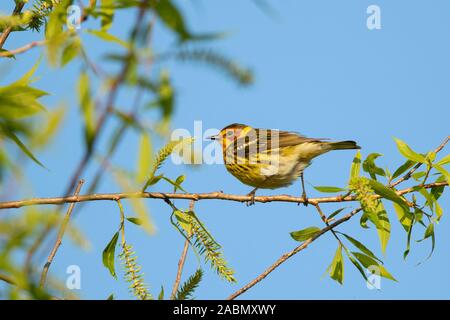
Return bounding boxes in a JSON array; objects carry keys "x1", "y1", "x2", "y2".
[{"x1": 207, "y1": 123, "x2": 360, "y2": 205}]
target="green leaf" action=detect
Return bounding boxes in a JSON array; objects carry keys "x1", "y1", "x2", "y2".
[
  {"x1": 102, "y1": 231, "x2": 119, "y2": 279},
  {"x1": 290, "y1": 226, "x2": 321, "y2": 242},
  {"x1": 369, "y1": 201, "x2": 391, "y2": 254},
  {"x1": 360, "y1": 212, "x2": 370, "y2": 229},
  {"x1": 341, "y1": 246, "x2": 368, "y2": 282},
  {"x1": 327, "y1": 245, "x2": 344, "y2": 285},
  {"x1": 424, "y1": 223, "x2": 434, "y2": 240},
  {"x1": 368, "y1": 179, "x2": 409, "y2": 212},
  {"x1": 45, "y1": 0, "x2": 71, "y2": 66},
  {"x1": 0, "y1": 126, "x2": 45, "y2": 168},
  {"x1": 417, "y1": 223, "x2": 435, "y2": 262},
  {"x1": 327, "y1": 208, "x2": 346, "y2": 221},
  {"x1": 411, "y1": 171, "x2": 426, "y2": 181},
  {"x1": 162, "y1": 176, "x2": 187, "y2": 193},
  {"x1": 393, "y1": 203, "x2": 413, "y2": 232},
  {"x1": 106, "y1": 293, "x2": 114, "y2": 300},
  {"x1": 435, "y1": 201, "x2": 443, "y2": 221},
  {"x1": 174, "y1": 175, "x2": 186, "y2": 192},
  {"x1": 436, "y1": 154, "x2": 450, "y2": 166},
  {"x1": 392, "y1": 160, "x2": 416, "y2": 180},
  {"x1": 403, "y1": 215, "x2": 415, "y2": 259},
  {"x1": 158, "y1": 286, "x2": 164, "y2": 300},
  {"x1": 87, "y1": 30, "x2": 129, "y2": 49},
  {"x1": 154, "y1": 0, "x2": 191, "y2": 41},
  {"x1": 61, "y1": 38, "x2": 81, "y2": 66},
  {"x1": 99, "y1": 0, "x2": 115, "y2": 30},
  {"x1": 136, "y1": 133, "x2": 152, "y2": 184},
  {"x1": 78, "y1": 71, "x2": 96, "y2": 151},
  {"x1": 339, "y1": 233, "x2": 382, "y2": 263},
  {"x1": 433, "y1": 165, "x2": 450, "y2": 184},
  {"x1": 30, "y1": 106, "x2": 66, "y2": 149},
  {"x1": 126, "y1": 217, "x2": 142, "y2": 225},
  {"x1": 352, "y1": 252, "x2": 396, "y2": 281},
  {"x1": 349, "y1": 151, "x2": 361, "y2": 182},
  {"x1": 394, "y1": 138, "x2": 427, "y2": 163},
  {"x1": 173, "y1": 210, "x2": 191, "y2": 234},
  {"x1": 312, "y1": 186, "x2": 346, "y2": 193},
  {"x1": 363, "y1": 153, "x2": 386, "y2": 180}
]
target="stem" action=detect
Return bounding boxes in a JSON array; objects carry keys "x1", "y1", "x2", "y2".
[
  {"x1": 0, "y1": 182, "x2": 446, "y2": 211},
  {"x1": 227, "y1": 207, "x2": 362, "y2": 300},
  {"x1": 39, "y1": 180, "x2": 85, "y2": 288}
]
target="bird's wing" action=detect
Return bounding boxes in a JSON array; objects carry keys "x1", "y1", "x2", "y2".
[
  {"x1": 229, "y1": 128, "x2": 327, "y2": 160},
  {"x1": 260, "y1": 130, "x2": 327, "y2": 149}
]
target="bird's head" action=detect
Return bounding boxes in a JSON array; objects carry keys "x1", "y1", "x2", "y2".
[{"x1": 207, "y1": 123, "x2": 253, "y2": 146}]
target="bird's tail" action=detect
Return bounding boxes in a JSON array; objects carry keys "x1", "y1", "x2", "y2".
[{"x1": 328, "y1": 140, "x2": 361, "y2": 150}]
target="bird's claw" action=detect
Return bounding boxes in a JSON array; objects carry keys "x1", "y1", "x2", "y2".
[
  {"x1": 245, "y1": 192, "x2": 256, "y2": 206},
  {"x1": 298, "y1": 192, "x2": 308, "y2": 206}
]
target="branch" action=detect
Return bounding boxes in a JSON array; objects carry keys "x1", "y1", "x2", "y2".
[
  {"x1": 0, "y1": 182, "x2": 446, "y2": 211},
  {"x1": 0, "y1": 1, "x2": 25, "y2": 50},
  {"x1": 170, "y1": 200, "x2": 194, "y2": 299},
  {"x1": 39, "y1": 180, "x2": 84, "y2": 288},
  {"x1": 0, "y1": 40, "x2": 46, "y2": 58},
  {"x1": 227, "y1": 207, "x2": 363, "y2": 300}
]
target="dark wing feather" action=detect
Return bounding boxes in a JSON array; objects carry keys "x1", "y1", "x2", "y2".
[
  {"x1": 277, "y1": 130, "x2": 324, "y2": 147},
  {"x1": 231, "y1": 128, "x2": 326, "y2": 157}
]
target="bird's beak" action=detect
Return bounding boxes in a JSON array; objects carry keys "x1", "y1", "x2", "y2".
[{"x1": 206, "y1": 134, "x2": 219, "y2": 141}]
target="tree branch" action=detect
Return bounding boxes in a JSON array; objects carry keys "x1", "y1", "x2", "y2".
[
  {"x1": 0, "y1": 182, "x2": 446, "y2": 211},
  {"x1": 0, "y1": 1, "x2": 25, "y2": 50},
  {"x1": 39, "y1": 180, "x2": 84, "y2": 288},
  {"x1": 227, "y1": 207, "x2": 363, "y2": 300},
  {"x1": 0, "y1": 40, "x2": 46, "y2": 58}
]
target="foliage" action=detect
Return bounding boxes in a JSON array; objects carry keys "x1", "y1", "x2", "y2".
[
  {"x1": 300, "y1": 138, "x2": 449, "y2": 285},
  {"x1": 175, "y1": 269, "x2": 203, "y2": 300}
]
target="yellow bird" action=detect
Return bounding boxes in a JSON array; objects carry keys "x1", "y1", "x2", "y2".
[{"x1": 208, "y1": 123, "x2": 360, "y2": 205}]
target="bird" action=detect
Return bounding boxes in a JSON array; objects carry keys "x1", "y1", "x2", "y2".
[{"x1": 207, "y1": 123, "x2": 361, "y2": 205}]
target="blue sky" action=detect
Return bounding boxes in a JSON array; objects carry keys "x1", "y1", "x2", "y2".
[{"x1": 1, "y1": 0, "x2": 450, "y2": 299}]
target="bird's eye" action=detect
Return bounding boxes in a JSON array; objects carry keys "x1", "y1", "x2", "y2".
[{"x1": 226, "y1": 131, "x2": 234, "y2": 137}]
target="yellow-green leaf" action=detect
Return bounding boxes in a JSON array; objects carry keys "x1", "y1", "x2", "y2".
[
  {"x1": 137, "y1": 133, "x2": 152, "y2": 183},
  {"x1": 349, "y1": 151, "x2": 361, "y2": 182},
  {"x1": 102, "y1": 231, "x2": 119, "y2": 279},
  {"x1": 78, "y1": 72, "x2": 96, "y2": 151},
  {"x1": 352, "y1": 252, "x2": 396, "y2": 281},
  {"x1": 394, "y1": 138, "x2": 426, "y2": 163},
  {"x1": 327, "y1": 245, "x2": 344, "y2": 285},
  {"x1": 290, "y1": 226, "x2": 321, "y2": 242}
]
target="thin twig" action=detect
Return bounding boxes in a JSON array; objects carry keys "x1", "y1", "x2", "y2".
[
  {"x1": 0, "y1": 181, "x2": 446, "y2": 211},
  {"x1": 39, "y1": 180, "x2": 85, "y2": 288},
  {"x1": 170, "y1": 200, "x2": 195, "y2": 299},
  {"x1": 0, "y1": 40, "x2": 46, "y2": 57},
  {"x1": 227, "y1": 207, "x2": 363, "y2": 300},
  {"x1": 390, "y1": 136, "x2": 450, "y2": 187},
  {"x1": 0, "y1": 273, "x2": 15, "y2": 285}
]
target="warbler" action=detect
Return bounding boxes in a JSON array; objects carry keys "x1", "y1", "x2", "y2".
[{"x1": 208, "y1": 123, "x2": 360, "y2": 205}]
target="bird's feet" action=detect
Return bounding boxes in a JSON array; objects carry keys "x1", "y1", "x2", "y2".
[
  {"x1": 245, "y1": 190, "x2": 256, "y2": 206},
  {"x1": 298, "y1": 191, "x2": 308, "y2": 206}
]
